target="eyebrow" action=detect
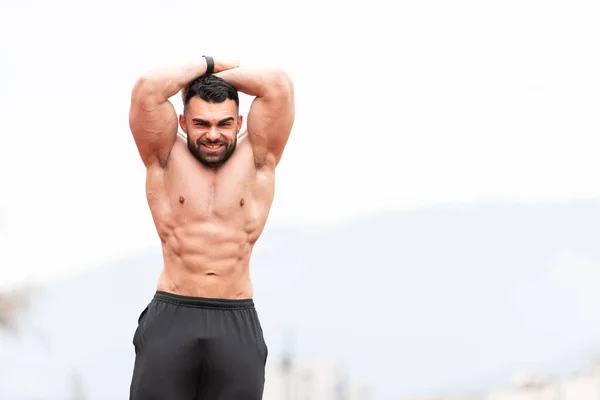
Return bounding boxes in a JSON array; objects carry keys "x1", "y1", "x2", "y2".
[{"x1": 192, "y1": 117, "x2": 235, "y2": 125}]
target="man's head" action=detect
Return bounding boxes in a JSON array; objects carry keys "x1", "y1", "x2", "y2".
[{"x1": 179, "y1": 75, "x2": 242, "y2": 167}]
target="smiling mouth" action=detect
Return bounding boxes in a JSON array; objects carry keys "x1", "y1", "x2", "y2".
[{"x1": 201, "y1": 143, "x2": 223, "y2": 151}]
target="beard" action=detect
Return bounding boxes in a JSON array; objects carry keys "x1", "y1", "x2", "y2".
[{"x1": 187, "y1": 134, "x2": 237, "y2": 167}]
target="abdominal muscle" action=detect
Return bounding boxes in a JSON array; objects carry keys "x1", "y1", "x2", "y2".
[{"x1": 156, "y1": 219, "x2": 255, "y2": 299}]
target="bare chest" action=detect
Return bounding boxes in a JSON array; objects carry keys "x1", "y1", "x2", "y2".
[
  {"x1": 146, "y1": 138, "x2": 275, "y2": 233},
  {"x1": 168, "y1": 161, "x2": 254, "y2": 220}
]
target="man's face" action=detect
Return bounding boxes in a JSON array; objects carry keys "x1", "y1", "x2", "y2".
[{"x1": 179, "y1": 97, "x2": 242, "y2": 167}]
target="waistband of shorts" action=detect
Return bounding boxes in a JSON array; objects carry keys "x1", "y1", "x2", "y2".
[{"x1": 152, "y1": 291, "x2": 255, "y2": 310}]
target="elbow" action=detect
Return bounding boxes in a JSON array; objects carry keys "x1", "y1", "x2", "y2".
[
  {"x1": 267, "y1": 69, "x2": 294, "y2": 98},
  {"x1": 131, "y1": 75, "x2": 161, "y2": 103}
]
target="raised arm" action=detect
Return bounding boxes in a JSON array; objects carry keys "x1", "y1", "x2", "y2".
[
  {"x1": 215, "y1": 67, "x2": 295, "y2": 168},
  {"x1": 129, "y1": 58, "x2": 239, "y2": 167}
]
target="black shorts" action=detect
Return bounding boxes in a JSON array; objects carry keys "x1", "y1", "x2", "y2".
[{"x1": 129, "y1": 291, "x2": 268, "y2": 400}]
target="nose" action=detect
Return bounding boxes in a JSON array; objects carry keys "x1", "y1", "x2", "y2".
[{"x1": 206, "y1": 127, "x2": 220, "y2": 141}]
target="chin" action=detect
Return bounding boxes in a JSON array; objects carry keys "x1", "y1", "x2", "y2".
[
  {"x1": 201, "y1": 152, "x2": 225, "y2": 163},
  {"x1": 202, "y1": 160, "x2": 224, "y2": 168},
  {"x1": 196, "y1": 154, "x2": 226, "y2": 167}
]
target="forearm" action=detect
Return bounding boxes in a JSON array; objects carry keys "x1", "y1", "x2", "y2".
[
  {"x1": 215, "y1": 67, "x2": 293, "y2": 99},
  {"x1": 133, "y1": 59, "x2": 211, "y2": 103}
]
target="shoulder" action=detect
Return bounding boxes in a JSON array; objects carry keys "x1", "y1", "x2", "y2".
[
  {"x1": 240, "y1": 129, "x2": 277, "y2": 170},
  {"x1": 233, "y1": 131, "x2": 261, "y2": 168}
]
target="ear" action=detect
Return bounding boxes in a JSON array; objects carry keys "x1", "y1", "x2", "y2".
[
  {"x1": 237, "y1": 115, "x2": 243, "y2": 133},
  {"x1": 179, "y1": 114, "x2": 187, "y2": 134}
]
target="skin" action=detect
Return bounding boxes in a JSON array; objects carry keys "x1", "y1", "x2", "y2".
[{"x1": 129, "y1": 59, "x2": 295, "y2": 299}]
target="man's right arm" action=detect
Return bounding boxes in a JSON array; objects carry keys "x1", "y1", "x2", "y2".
[{"x1": 129, "y1": 58, "x2": 238, "y2": 167}]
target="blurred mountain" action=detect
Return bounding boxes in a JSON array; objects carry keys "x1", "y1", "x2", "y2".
[{"x1": 2, "y1": 199, "x2": 600, "y2": 399}]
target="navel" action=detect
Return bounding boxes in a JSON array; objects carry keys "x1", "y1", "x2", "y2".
[
  {"x1": 179, "y1": 196, "x2": 185, "y2": 204},
  {"x1": 240, "y1": 198, "x2": 245, "y2": 207}
]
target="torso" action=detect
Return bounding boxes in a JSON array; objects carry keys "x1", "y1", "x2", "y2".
[{"x1": 145, "y1": 132, "x2": 275, "y2": 299}]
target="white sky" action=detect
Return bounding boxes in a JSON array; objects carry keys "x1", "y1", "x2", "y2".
[{"x1": 1, "y1": 0, "x2": 599, "y2": 289}]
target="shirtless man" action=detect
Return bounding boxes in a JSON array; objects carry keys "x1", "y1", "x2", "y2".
[{"x1": 127, "y1": 56, "x2": 294, "y2": 399}]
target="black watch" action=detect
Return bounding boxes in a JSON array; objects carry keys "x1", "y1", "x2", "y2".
[{"x1": 203, "y1": 55, "x2": 214, "y2": 75}]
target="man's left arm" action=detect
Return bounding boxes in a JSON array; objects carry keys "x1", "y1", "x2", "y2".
[{"x1": 216, "y1": 67, "x2": 295, "y2": 168}]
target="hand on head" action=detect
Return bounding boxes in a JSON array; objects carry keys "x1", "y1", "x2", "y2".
[
  {"x1": 214, "y1": 59, "x2": 240, "y2": 73},
  {"x1": 180, "y1": 58, "x2": 240, "y2": 104}
]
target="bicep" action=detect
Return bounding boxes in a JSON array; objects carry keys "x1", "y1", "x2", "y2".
[
  {"x1": 129, "y1": 81, "x2": 178, "y2": 167},
  {"x1": 247, "y1": 76, "x2": 295, "y2": 168}
]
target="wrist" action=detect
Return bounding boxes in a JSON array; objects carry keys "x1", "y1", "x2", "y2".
[{"x1": 203, "y1": 55, "x2": 214, "y2": 75}]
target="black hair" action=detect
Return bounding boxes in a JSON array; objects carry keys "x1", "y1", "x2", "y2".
[{"x1": 184, "y1": 74, "x2": 239, "y2": 110}]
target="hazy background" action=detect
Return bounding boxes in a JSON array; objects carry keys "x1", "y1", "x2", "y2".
[{"x1": 1, "y1": 0, "x2": 599, "y2": 399}]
